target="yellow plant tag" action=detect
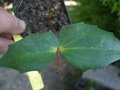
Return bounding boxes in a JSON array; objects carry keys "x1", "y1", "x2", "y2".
[
  {"x1": 26, "y1": 71, "x2": 44, "y2": 90},
  {"x1": 13, "y1": 34, "x2": 23, "y2": 42}
]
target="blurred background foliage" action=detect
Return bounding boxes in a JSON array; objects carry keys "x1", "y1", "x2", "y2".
[
  {"x1": 67, "y1": 0, "x2": 120, "y2": 39},
  {"x1": 100, "y1": 0, "x2": 120, "y2": 20}
]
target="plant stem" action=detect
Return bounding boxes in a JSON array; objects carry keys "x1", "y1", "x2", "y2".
[
  {"x1": 49, "y1": 0, "x2": 52, "y2": 14},
  {"x1": 48, "y1": 0, "x2": 60, "y2": 73},
  {"x1": 56, "y1": 48, "x2": 60, "y2": 73},
  {"x1": 48, "y1": 0, "x2": 58, "y2": 35}
]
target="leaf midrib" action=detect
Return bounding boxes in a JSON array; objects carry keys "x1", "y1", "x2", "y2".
[{"x1": 61, "y1": 47, "x2": 119, "y2": 52}]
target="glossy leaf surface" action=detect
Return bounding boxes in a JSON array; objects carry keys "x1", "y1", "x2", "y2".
[
  {"x1": 58, "y1": 23, "x2": 120, "y2": 70},
  {"x1": 0, "y1": 32, "x2": 58, "y2": 72}
]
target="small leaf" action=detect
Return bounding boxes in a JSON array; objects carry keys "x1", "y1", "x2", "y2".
[
  {"x1": 0, "y1": 32, "x2": 58, "y2": 73},
  {"x1": 58, "y1": 22, "x2": 120, "y2": 70}
]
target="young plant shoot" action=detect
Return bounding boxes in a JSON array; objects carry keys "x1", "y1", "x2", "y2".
[{"x1": 0, "y1": 22, "x2": 120, "y2": 73}]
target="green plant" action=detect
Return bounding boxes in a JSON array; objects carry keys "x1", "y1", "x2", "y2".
[
  {"x1": 68, "y1": 0, "x2": 120, "y2": 39},
  {"x1": 0, "y1": 22, "x2": 120, "y2": 73}
]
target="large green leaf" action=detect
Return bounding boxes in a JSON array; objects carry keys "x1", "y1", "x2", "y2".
[
  {"x1": 58, "y1": 22, "x2": 120, "y2": 70},
  {"x1": 0, "y1": 32, "x2": 58, "y2": 73},
  {"x1": 1, "y1": 22, "x2": 120, "y2": 72}
]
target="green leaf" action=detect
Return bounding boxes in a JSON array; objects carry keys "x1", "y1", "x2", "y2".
[
  {"x1": 1, "y1": 22, "x2": 120, "y2": 73},
  {"x1": 58, "y1": 22, "x2": 120, "y2": 70},
  {"x1": 0, "y1": 32, "x2": 58, "y2": 73}
]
